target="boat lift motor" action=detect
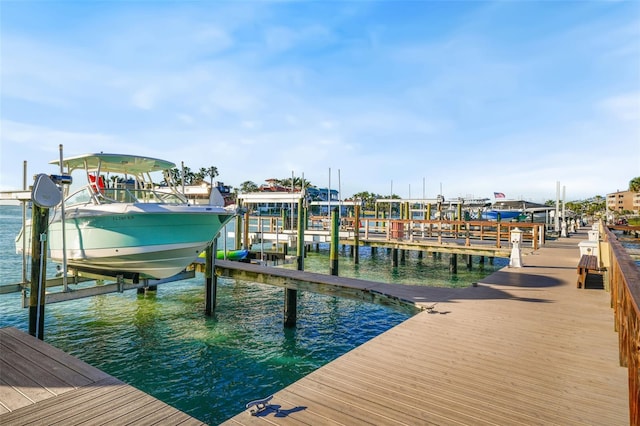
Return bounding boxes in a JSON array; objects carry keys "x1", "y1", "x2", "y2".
[{"x1": 49, "y1": 174, "x2": 73, "y2": 186}]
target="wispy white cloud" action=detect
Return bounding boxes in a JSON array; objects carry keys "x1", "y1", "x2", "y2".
[
  {"x1": 1, "y1": 1, "x2": 638, "y2": 201},
  {"x1": 599, "y1": 93, "x2": 640, "y2": 122}
]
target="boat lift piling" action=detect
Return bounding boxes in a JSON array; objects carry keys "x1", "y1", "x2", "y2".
[
  {"x1": 28, "y1": 174, "x2": 63, "y2": 340},
  {"x1": 29, "y1": 203, "x2": 49, "y2": 340},
  {"x1": 284, "y1": 199, "x2": 305, "y2": 328}
]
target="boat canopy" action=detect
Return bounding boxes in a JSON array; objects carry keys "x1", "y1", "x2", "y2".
[{"x1": 50, "y1": 153, "x2": 175, "y2": 174}]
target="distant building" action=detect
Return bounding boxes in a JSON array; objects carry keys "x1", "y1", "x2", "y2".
[
  {"x1": 259, "y1": 179, "x2": 292, "y2": 192},
  {"x1": 607, "y1": 190, "x2": 640, "y2": 214},
  {"x1": 168, "y1": 181, "x2": 233, "y2": 206}
]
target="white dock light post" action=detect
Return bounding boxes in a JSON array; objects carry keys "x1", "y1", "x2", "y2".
[{"x1": 509, "y1": 227, "x2": 523, "y2": 268}]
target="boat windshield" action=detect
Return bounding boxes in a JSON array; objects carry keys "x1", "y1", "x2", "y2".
[
  {"x1": 64, "y1": 186, "x2": 187, "y2": 207},
  {"x1": 64, "y1": 187, "x2": 94, "y2": 207}
]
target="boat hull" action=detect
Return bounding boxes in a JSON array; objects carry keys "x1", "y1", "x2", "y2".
[
  {"x1": 19, "y1": 205, "x2": 235, "y2": 279},
  {"x1": 481, "y1": 210, "x2": 526, "y2": 221}
]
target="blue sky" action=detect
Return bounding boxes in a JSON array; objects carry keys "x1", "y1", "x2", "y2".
[{"x1": 1, "y1": 1, "x2": 639, "y2": 203}]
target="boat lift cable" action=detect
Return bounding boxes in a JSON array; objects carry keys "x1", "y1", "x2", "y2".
[
  {"x1": 36, "y1": 232, "x2": 46, "y2": 340},
  {"x1": 22, "y1": 161, "x2": 28, "y2": 284},
  {"x1": 59, "y1": 145, "x2": 68, "y2": 292}
]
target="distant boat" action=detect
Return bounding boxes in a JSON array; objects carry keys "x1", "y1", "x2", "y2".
[
  {"x1": 16, "y1": 153, "x2": 237, "y2": 279},
  {"x1": 480, "y1": 210, "x2": 527, "y2": 222}
]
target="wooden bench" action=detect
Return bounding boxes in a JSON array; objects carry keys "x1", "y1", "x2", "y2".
[{"x1": 577, "y1": 254, "x2": 599, "y2": 288}]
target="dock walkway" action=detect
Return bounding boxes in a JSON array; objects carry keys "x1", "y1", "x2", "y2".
[
  {"x1": 223, "y1": 228, "x2": 629, "y2": 425},
  {"x1": 0, "y1": 327, "x2": 205, "y2": 425}
]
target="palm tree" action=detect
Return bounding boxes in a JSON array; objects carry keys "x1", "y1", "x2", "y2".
[
  {"x1": 239, "y1": 181, "x2": 259, "y2": 193},
  {"x1": 181, "y1": 166, "x2": 196, "y2": 185},
  {"x1": 201, "y1": 166, "x2": 219, "y2": 187},
  {"x1": 629, "y1": 176, "x2": 640, "y2": 192},
  {"x1": 168, "y1": 168, "x2": 181, "y2": 184},
  {"x1": 352, "y1": 191, "x2": 378, "y2": 211},
  {"x1": 279, "y1": 177, "x2": 309, "y2": 191}
]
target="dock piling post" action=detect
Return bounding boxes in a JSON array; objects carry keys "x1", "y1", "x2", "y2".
[
  {"x1": 330, "y1": 208, "x2": 339, "y2": 276},
  {"x1": 243, "y1": 210, "x2": 250, "y2": 250},
  {"x1": 354, "y1": 204, "x2": 360, "y2": 265},
  {"x1": 284, "y1": 199, "x2": 305, "y2": 328},
  {"x1": 205, "y1": 239, "x2": 217, "y2": 315},
  {"x1": 449, "y1": 254, "x2": 458, "y2": 274},
  {"x1": 235, "y1": 206, "x2": 243, "y2": 250},
  {"x1": 29, "y1": 204, "x2": 49, "y2": 340}
]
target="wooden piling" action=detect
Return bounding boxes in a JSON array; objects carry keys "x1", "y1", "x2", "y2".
[
  {"x1": 354, "y1": 204, "x2": 360, "y2": 265},
  {"x1": 284, "y1": 200, "x2": 304, "y2": 328},
  {"x1": 449, "y1": 253, "x2": 458, "y2": 274},
  {"x1": 28, "y1": 204, "x2": 49, "y2": 340},
  {"x1": 330, "y1": 209, "x2": 339, "y2": 276},
  {"x1": 243, "y1": 210, "x2": 250, "y2": 250},
  {"x1": 296, "y1": 199, "x2": 304, "y2": 271},
  {"x1": 205, "y1": 240, "x2": 217, "y2": 315},
  {"x1": 235, "y1": 206, "x2": 242, "y2": 250},
  {"x1": 392, "y1": 248, "x2": 399, "y2": 267}
]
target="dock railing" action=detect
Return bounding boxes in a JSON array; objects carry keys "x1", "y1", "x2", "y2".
[
  {"x1": 355, "y1": 219, "x2": 544, "y2": 249},
  {"x1": 602, "y1": 224, "x2": 640, "y2": 423},
  {"x1": 250, "y1": 215, "x2": 545, "y2": 249}
]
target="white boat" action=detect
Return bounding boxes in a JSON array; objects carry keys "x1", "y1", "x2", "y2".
[{"x1": 16, "y1": 153, "x2": 237, "y2": 279}]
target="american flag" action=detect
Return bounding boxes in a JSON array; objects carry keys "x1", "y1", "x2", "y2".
[{"x1": 494, "y1": 192, "x2": 506, "y2": 199}]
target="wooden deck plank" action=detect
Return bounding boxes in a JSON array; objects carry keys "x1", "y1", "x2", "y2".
[
  {"x1": 0, "y1": 377, "x2": 124, "y2": 424},
  {"x1": 0, "y1": 377, "x2": 39, "y2": 413},
  {"x1": 0, "y1": 329, "x2": 103, "y2": 390},
  {"x1": 0, "y1": 360, "x2": 57, "y2": 406},
  {"x1": 131, "y1": 407, "x2": 205, "y2": 425},
  {"x1": 275, "y1": 382, "x2": 405, "y2": 426},
  {"x1": 0, "y1": 329, "x2": 205, "y2": 425},
  {"x1": 0, "y1": 342, "x2": 78, "y2": 397},
  {"x1": 103, "y1": 392, "x2": 170, "y2": 425},
  {"x1": 0, "y1": 327, "x2": 110, "y2": 383},
  {"x1": 272, "y1": 388, "x2": 375, "y2": 425},
  {"x1": 302, "y1": 369, "x2": 512, "y2": 426},
  {"x1": 314, "y1": 361, "x2": 542, "y2": 425},
  {"x1": 266, "y1": 389, "x2": 361, "y2": 425},
  {"x1": 331, "y1": 327, "x2": 626, "y2": 424},
  {"x1": 48, "y1": 385, "x2": 141, "y2": 425}
]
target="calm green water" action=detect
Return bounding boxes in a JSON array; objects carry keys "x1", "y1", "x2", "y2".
[{"x1": 0, "y1": 205, "x2": 507, "y2": 424}]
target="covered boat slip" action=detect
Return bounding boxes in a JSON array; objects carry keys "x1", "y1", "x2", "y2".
[
  {"x1": 0, "y1": 327, "x2": 204, "y2": 425},
  {"x1": 224, "y1": 228, "x2": 629, "y2": 425}
]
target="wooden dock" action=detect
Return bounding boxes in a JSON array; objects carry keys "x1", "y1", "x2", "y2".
[
  {"x1": 0, "y1": 327, "x2": 205, "y2": 425},
  {"x1": 222, "y1": 228, "x2": 630, "y2": 425}
]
